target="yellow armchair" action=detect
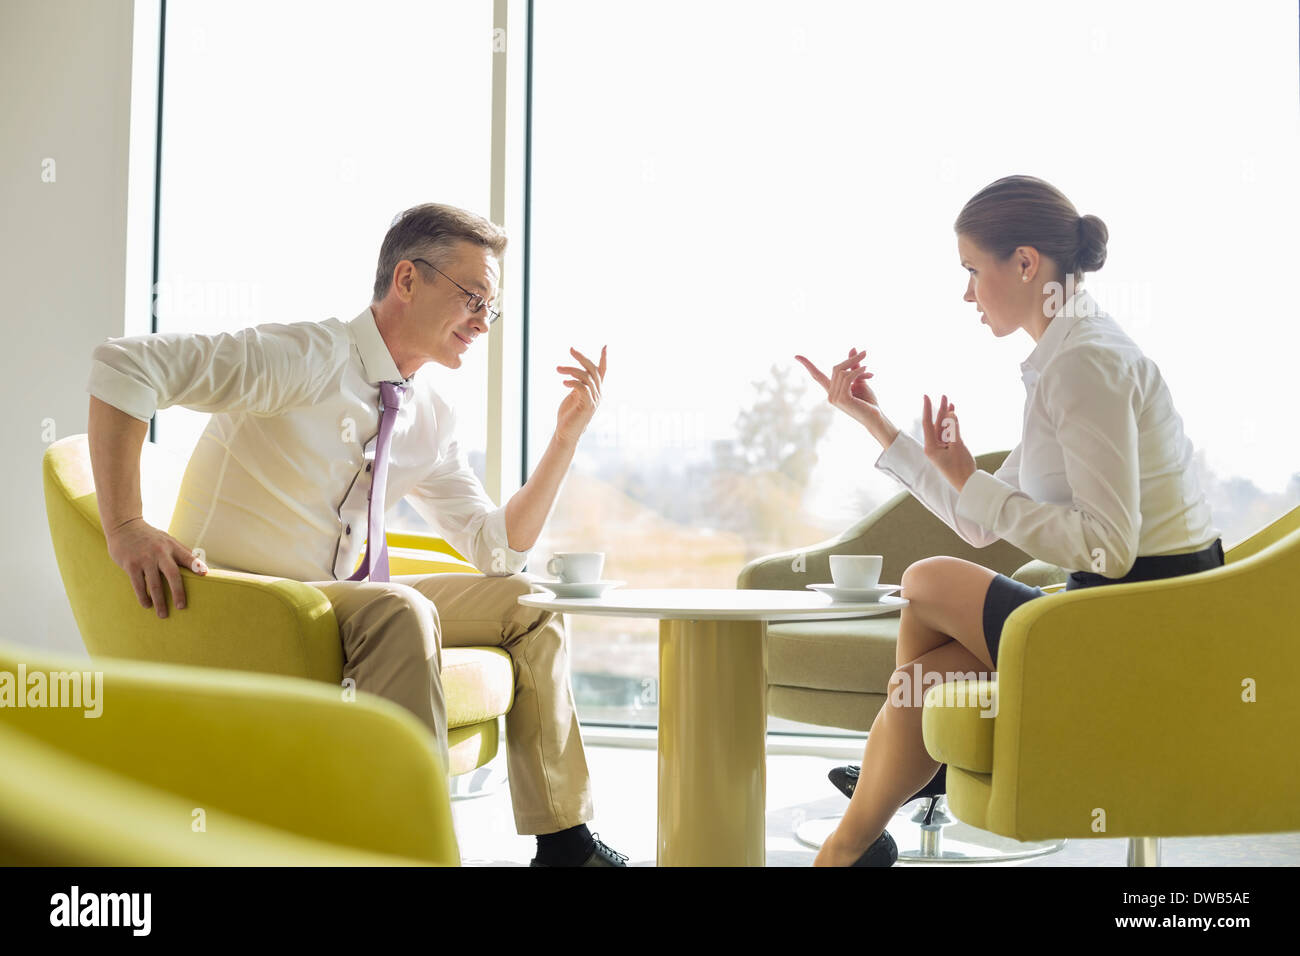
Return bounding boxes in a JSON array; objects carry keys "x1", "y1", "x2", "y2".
[
  {"x1": 0, "y1": 640, "x2": 458, "y2": 865},
  {"x1": 42, "y1": 433, "x2": 512, "y2": 777},
  {"x1": 922, "y1": 505, "x2": 1300, "y2": 865}
]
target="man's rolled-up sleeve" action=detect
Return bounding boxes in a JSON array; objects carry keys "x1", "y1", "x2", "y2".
[
  {"x1": 406, "y1": 423, "x2": 531, "y2": 576},
  {"x1": 955, "y1": 351, "x2": 1141, "y2": 576},
  {"x1": 86, "y1": 322, "x2": 343, "y2": 421}
]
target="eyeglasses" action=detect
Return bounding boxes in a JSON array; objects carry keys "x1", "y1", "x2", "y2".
[{"x1": 410, "y1": 258, "x2": 501, "y2": 326}]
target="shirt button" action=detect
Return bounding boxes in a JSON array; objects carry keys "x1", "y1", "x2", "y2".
[
  {"x1": 365, "y1": 463, "x2": 371, "y2": 472},
  {"x1": 345, "y1": 524, "x2": 351, "y2": 535}
]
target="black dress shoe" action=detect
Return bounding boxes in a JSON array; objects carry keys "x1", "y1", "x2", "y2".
[
  {"x1": 829, "y1": 763, "x2": 947, "y2": 803},
  {"x1": 851, "y1": 830, "x2": 898, "y2": 867},
  {"x1": 530, "y1": 833, "x2": 629, "y2": 867}
]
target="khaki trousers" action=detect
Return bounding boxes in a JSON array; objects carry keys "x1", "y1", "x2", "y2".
[{"x1": 305, "y1": 571, "x2": 594, "y2": 835}]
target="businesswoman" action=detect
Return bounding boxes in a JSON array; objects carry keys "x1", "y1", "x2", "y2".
[{"x1": 795, "y1": 174, "x2": 1224, "y2": 866}]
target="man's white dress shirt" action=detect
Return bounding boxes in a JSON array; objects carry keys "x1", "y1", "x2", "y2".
[
  {"x1": 873, "y1": 287, "x2": 1220, "y2": 577},
  {"x1": 87, "y1": 306, "x2": 530, "y2": 581}
]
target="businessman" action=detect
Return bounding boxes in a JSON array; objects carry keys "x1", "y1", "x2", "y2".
[{"x1": 86, "y1": 202, "x2": 627, "y2": 867}]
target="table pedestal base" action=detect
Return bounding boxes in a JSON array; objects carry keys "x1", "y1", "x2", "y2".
[{"x1": 657, "y1": 618, "x2": 767, "y2": 866}]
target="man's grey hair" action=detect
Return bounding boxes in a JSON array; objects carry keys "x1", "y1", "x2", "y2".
[{"x1": 371, "y1": 203, "x2": 508, "y2": 303}]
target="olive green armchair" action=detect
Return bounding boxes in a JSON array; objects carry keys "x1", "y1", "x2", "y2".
[{"x1": 42, "y1": 433, "x2": 513, "y2": 778}]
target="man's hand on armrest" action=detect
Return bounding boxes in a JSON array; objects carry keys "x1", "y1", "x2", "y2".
[{"x1": 88, "y1": 396, "x2": 208, "y2": 619}]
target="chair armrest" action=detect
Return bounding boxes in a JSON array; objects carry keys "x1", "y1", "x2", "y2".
[
  {"x1": 735, "y1": 526, "x2": 865, "y2": 591},
  {"x1": 982, "y1": 543, "x2": 1300, "y2": 839},
  {"x1": 0, "y1": 643, "x2": 461, "y2": 864},
  {"x1": 384, "y1": 530, "x2": 479, "y2": 576},
  {"x1": 1009, "y1": 559, "x2": 1069, "y2": 589},
  {"x1": 386, "y1": 530, "x2": 470, "y2": 562},
  {"x1": 70, "y1": 563, "x2": 345, "y2": 682}
]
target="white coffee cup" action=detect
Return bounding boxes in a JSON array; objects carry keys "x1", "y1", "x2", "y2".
[
  {"x1": 546, "y1": 552, "x2": 605, "y2": 584},
  {"x1": 830, "y1": 554, "x2": 883, "y2": 589}
]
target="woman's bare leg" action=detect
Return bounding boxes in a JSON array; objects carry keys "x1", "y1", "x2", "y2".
[
  {"x1": 896, "y1": 556, "x2": 1000, "y2": 670},
  {"x1": 814, "y1": 556, "x2": 1000, "y2": 866},
  {"x1": 896, "y1": 602, "x2": 949, "y2": 667},
  {"x1": 814, "y1": 639, "x2": 989, "y2": 865}
]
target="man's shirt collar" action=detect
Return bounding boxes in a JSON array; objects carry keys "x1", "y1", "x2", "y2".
[{"x1": 348, "y1": 305, "x2": 410, "y2": 385}]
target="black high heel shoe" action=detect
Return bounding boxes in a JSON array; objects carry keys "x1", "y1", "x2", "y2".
[
  {"x1": 851, "y1": 829, "x2": 898, "y2": 867},
  {"x1": 829, "y1": 763, "x2": 947, "y2": 804},
  {"x1": 827, "y1": 764, "x2": 945, "y2": 866}
]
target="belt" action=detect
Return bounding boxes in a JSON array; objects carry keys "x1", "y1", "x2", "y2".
[{"x1": 1066, "y1": 537, "x2": 1225, "y2": 591}]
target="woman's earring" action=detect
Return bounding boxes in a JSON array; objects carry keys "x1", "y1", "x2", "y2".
[{"x1": 1022, "y1": 274, "x2": 1029, "y2": 282}]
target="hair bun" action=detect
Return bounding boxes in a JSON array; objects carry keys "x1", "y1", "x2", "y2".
[{"x1": 1075, "y1": 213, "x2": 1109, "y2": 273}]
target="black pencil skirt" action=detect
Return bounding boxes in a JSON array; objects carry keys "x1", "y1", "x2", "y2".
[{"x1": 981, "y1": 538, "x2": 1226, "y2": 667}]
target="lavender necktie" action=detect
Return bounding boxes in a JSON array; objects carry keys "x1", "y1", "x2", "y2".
[{"x1": 348, "y1": 380, "x2": 407, "y2": 583}]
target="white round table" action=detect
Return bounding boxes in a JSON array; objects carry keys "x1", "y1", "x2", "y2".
[{"x1": 517, "y1": 586, "x2": 907, "y2": 867}]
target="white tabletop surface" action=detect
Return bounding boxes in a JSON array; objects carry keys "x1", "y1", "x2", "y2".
[{"x1": 517, "y1": 586, "x2": 908, "y2": 621}]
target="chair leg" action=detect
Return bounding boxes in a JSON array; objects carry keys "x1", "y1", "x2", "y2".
[{"x1": 1126, "y1": 836, "x2": 1161, "y2": 866}]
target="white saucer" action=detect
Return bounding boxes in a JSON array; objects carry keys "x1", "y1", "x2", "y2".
[
  {"x1": 807, "y1": 583, "x2": 901, "y2": 603},
  {"x1": 532, "y1": 579, "x2": 626, "y2": 599}
]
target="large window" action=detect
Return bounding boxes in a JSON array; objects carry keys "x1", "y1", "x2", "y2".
[
  {"x1": 153, "y1": 1, "x2": 1300, "y2": 734},
  {"x1": 526, "y1": 0, "x2": 1300, "y2": 728},
  {"x1": 156, "y1": 0, "x2": 496, "y2": 531}
]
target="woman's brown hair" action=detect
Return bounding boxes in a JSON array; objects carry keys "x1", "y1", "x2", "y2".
[{"x1": 954, "y1": 174, "x2": 1108, "y2": 285}]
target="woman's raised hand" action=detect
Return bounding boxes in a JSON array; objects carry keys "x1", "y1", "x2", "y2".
[
  {"x1": 794, "y1": 348, "x2": 882, "y2": 431},
  {"x1": 922, "y1": 393, "x2": 978, "y2": 491}
]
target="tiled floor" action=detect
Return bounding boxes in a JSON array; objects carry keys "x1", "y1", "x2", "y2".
[{"x1": 453, "y1": 744, "x2": 1300, "y2": 867}]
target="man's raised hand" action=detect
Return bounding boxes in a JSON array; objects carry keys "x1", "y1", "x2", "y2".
[{"x1": 554, "y1": 344, "x2": 607, "y2": 445}]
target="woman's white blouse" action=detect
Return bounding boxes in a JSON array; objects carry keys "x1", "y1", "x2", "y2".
[{"x1": 873, "y1": 287, "x2": 1221, "y2": 576}]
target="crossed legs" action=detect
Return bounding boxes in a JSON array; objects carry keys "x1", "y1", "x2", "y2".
[{"x1": 814, "y1": 556, "x2": 999, "y2": 866}]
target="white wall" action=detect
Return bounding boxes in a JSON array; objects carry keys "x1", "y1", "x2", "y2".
[{"x1": 0, "y1": 0, "x2": 140, "y2": 653}]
